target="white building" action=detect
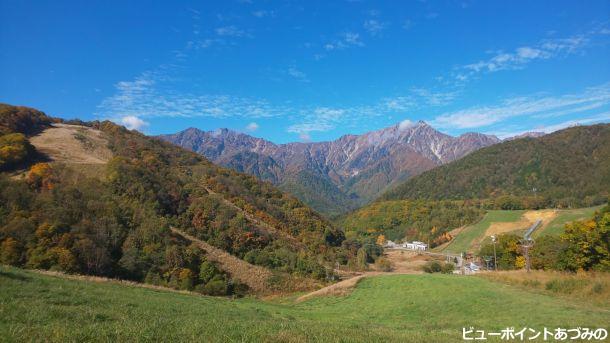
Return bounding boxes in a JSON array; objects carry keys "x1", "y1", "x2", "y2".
[
  {"x1": 384, "y1": 240, "x2": 399, "y2": 248},
  {"x1": 404, "y1": 241, "x2": 428, "y2": 251}
]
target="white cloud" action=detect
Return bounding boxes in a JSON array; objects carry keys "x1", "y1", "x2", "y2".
[
  {"x1": 537, "y1": 112, "x2": 610, "y2": 133},
  {"x1": 323, "y1": 32, "x2": 364, "y2": 52},
  {"x1": 287, "y1": 67, "x2": 309, "y2": 82},
  {"x1": 120, "y1": 115, "x2": 149, "y2": 131},
  {"x1": 398, "y1": 119, "x2": 414, "y2": 130},
  {"x1": 299, "y1": 133, "x2": 311, "y2": 142},
  {"x1": 252, "y1": 10, "x2": 273, "y2": 18},
  {"x1": 97, "y1": 70, "x2": 289, "y2": 120},
  {"x1": 493, "y1": 112, "x2": 610, "y2": 139},
  {"x1": 431, "y1": 83, "x2": 610, "y2": 129},
  {"x1": 364, "y1": 19, "x2": 388, "y2": 36},
  {"x1": 460, "y1": 34, "x2": 587, "y2": 78},
  {"x1": 410, "y1": 87, "x2": 458, "y2": 106},
  {"x1": 245, "y1": 122, "x2": 259, "y2": 132},
  {"x1": 215, "y1": 26, "x2": 248, "y2": 37},
  {"x1": 383, "y1": 96, "x2": 417, "y2": 111},
  {"x1": 286, "y1": 107, "x2": 345, "y2": 134}
]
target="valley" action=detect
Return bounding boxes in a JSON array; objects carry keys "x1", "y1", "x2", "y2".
[
  {"x1": 3, "y1": 2, "x2": 610, "y2": 341},
  {"x1": 160, "y1": 122, "x2": 500, "y2": 216},
  {"x1": 1, "y1": 104, "x2": 609, "y2": 342}
]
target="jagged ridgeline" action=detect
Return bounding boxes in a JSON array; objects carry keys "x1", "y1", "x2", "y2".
[
  {"x1": 381, "y1": 124, "x2": 610, "y2": 209},
  {"x1": 0, "y1": 104, "x2": 353, "y2": 296}
]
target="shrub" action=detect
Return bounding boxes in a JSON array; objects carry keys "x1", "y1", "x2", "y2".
[
  {"x1": 199, "y1": 261, "x2": 219, "y2": 284},
  {"x1": 203, "y1": 275, "x2": 228, "y2": 296},
  {"x1": 522, "y1": 279, "x2": 541, "y2": 288},
  {"x1": 423, "y1": 261, "x2": 442, "y2": 273},
  {"x1": 591, "y1": 282, "x2": 604, "y2": 294},
  {"x1": 545, "y1": 279, "x2": 586, "y2": 294},
  {"x1": 375, "y1": 257, "x2": 392, "y2": 272},
  {"x1": 440, "y1": 262, "x2": 455, "y2": 274}
]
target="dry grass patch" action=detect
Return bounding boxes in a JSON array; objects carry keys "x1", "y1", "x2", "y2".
[
  {"x1": 485, "y1": 209, "x2": 558, "y2": 237},
  {"x1": 479, "y1": 270, "x2": 610, "y2": 308},
  {"x1": 30, "y1": 124, "x2": 112, "y2": 164},
  {"x1": 170, "y1": 227, "x2": 320, "y2": 295},
  {"x1": 296, "y1": 274, "x2": 367, "y2": 302}
]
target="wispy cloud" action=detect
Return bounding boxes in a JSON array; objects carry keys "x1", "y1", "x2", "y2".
[
  {"x1": 215, "y1": 25, "x2": 249, "y2": 37},
  {"x1": 537, "y1": 112, "x2": 610, "y2": 133},
  {"x1": 324, "y1": 32, "x2": 365, "y2": 51},
  {"x1": 431, "y1": 83, "x2": 610, "y2": 129},
  {"x1": 284, "y1": 86, "x2": 463, "y2": 136},
  {"x1": 97, "y1": 70, "x2": 288, "y2": 120},
  {"x1": 252, "y1": 10, "x2": 274, "y2": 18},
  {"x1": 492, "y1": 112, "x2": 610, "y2": 139},
  {"x1": 410, "y1": 87, "x2": 459, "y2": 106},
  {"x1": 457, "y1": 33, "x2": 589, "y2": 81},
  {"x1": 287, "y1": 66, "x2": 310, "y2": 82},
  {"x1": 363, "y1": 19, "x2": 388, "y2": 36},
  {"x1": 286, "y1": 107, "x2": 345, "y2": 135}
]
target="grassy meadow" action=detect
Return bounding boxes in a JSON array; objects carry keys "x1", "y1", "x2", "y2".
[
  {"x1": 441, "y1": 210, "x2": 524, "y2": 253},
  {"x1": 1, "y1": 266, "x2": 608, "y2": 342},
  {"x1": 440, "y1": 206, "x2": 603, "y2": 254},
  {"x1": 534, "y1": 205, "x2": 603, "y2": 237}
]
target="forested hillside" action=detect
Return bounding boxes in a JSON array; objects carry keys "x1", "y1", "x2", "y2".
[
  {"x1": 382, "y1": 124, "x2": 610, "y2": 209},
  {"x1": 161, "y1": 122, "x2": 498, "y2": 217},
  {"x1": 0, "y1": 104, "x2": 359, "y2": 295},
  {"x1": 339, "y1": 200, "x2": 485, "y2": 246}
]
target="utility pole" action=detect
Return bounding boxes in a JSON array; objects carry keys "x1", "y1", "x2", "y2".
[
  {"x1": 520, "y1": 220, "x2": 540, "y2": 274},
  {"x1": 522, "y1": 241, "x2": 533, "y2": 273},
  {"x1": 460, "y1": 252, "x2": 465, "y2": 275},
  {"x1": 491, "y1": 235, "x2": 497, "y2": 271}
]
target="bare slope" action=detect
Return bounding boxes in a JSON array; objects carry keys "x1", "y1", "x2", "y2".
[{"x1": 30, "y1": 123, "x2": 112, "y2": 164}]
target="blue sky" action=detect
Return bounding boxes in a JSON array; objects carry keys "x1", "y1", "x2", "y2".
[{"x1": 1, "y1": 0, "x2": 610, "y2": 143}]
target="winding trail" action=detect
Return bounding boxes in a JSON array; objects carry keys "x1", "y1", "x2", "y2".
[{"x1": 297, "y1": 250, "x2": 425, "y2": 302}]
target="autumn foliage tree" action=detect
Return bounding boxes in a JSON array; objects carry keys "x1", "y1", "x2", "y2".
[
  {"x1": 0, "y1": 133, "x2": 36, "y2": 171},
  {"x1": 26, "y1": 163, "x2": 54, "y2": 190}
]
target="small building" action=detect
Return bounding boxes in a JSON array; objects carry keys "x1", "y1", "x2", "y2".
[
  {"x1": 404, "y1": 241, "x2": 428, "y2": 251},
  {"x1": 384, "y1": 240, "x2": 399, "y2": 248}
]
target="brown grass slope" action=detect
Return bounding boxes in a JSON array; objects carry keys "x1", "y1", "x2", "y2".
[
  {"x1": 170, "y1": 227, "x2": 273, "y2": 293},
  {"x1": 29, "y1": 124, "x2": 112, "y2": 164}
]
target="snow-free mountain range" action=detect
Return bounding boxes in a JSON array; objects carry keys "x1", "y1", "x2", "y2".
[{"x1": 160, "y1": 121, "x2": 542, "y2": 216}]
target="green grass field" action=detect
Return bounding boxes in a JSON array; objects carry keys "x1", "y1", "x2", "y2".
[
  {"x1": 440, "y1": 206, "x2": 603, "y2": 253},
  {"x1": 1, "y1": 266, "x2": 608, "y2": 342},
  {"x1": 441, "y1": 210, "x2": 524, "y2": 253},
  {"x1": 534, "y1": 206, "x2": 603, "y2": 237}
]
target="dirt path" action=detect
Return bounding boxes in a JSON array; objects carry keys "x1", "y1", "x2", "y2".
[
  {"x1": 170, "y1": 227, "x2": 273, "y2": 293},
  {"x1": 297, "y1": 250, "x2": 425, "y2": 302}
]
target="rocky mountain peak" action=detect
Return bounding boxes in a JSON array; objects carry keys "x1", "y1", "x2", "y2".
[{"x1": 159, "y1": 119, "x2": 502, "y2": 215}]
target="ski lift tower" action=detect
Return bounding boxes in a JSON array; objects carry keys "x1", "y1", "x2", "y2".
[{"x1": 520, "y1": 220, "x2": 542, "y2": 273}]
